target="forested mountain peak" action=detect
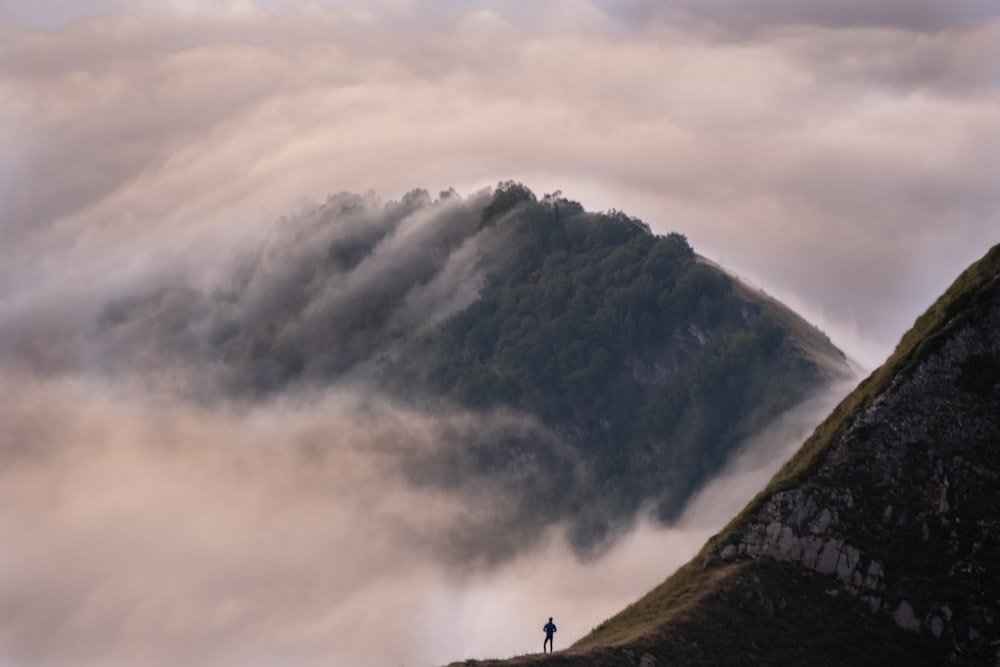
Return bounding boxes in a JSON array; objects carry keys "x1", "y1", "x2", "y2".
[{"x1": 94, "y1": 181, "x2": 852, "y2": 554}]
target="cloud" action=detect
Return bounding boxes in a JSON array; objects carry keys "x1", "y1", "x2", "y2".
[
  {"x1": 0, "y1": 1, "x2": 997, "y2": 664},
  {"x1": 611, "y1": 0, "x2": 1000, "y2": 32},
  {"x1": 0, "y1": 374, "x2": 554, "y2": 666},
  {"x1": 0, "y1": 189, "x2": 527, "y2": 394},
  {"x1": 2, "y1": 1, "x2": 997, "y2": 365},
  {"x1": 0, "y1": 367, "x2": 857, "y2": 667}
]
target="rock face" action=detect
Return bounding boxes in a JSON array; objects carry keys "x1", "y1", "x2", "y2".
[
  {"x1": 714, "y1": 246, "x2": 1000, "y2": 663},
  {"x1": 719, "y1": 487, "x2": 888, "y2": 614}
]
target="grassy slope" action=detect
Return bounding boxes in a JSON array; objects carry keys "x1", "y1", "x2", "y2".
[
  {"x1": 699, "y1": 256, "x2": 849, "y2": 381},
  {"x1": 444, "y1": 245, "x2": 1000, "y2": 667},
  {"x1": 451, "y1": 561, "x2": 944, "y2": 667},
  {"x1": 571, "y1": 243, "x2": 1000, "y2": 651}
]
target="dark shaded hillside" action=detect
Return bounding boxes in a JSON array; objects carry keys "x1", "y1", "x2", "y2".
[
  {"x1": 464, "y1": 243, "x2": 1000, "y2": 665},
  {"x1": 385, "y1": 184, "x2": 850, "y2": 549},
  {"x1": 93, "y1": 182, "x2": 850, "y2": 554}
]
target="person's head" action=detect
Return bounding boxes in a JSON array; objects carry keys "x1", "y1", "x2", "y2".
[{"x1": 549, "y1": 617, "x2": 553, "y2": 622}]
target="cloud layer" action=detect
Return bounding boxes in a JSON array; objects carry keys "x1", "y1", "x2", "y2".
[
  {"x1": 0, "y1": 2, "x2": 997, "y2": 666},
  {"x1": 0, "y1": 365, "x2": 855, "y2": 667},
  {"x1": 3, "y1": 0, "x2": 998, "y2": 366}
]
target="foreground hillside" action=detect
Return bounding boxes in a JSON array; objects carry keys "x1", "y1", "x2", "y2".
[
  {"x1": 458, "y1": 244, "x2": 1000, "y2": 665},
  {"x1": 95, "y1": 182, "x2": 850, "y2": 553}
]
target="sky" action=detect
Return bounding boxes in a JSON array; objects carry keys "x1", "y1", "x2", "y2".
[
  {"x1": 1, "y1": 0, "x2": 997, "y2": 368},
  {"x1": 0, "y1": 1, "x2": 998, "y2": 666}
]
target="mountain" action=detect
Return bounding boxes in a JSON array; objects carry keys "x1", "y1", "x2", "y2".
[
  {"x1": 380, "y1": 184, "x2": 851, "y2": 551},
  {"x1": 95, "y1": 182, "x2": 851, "y2": 555},
  {"x1": 459, "y1": 243, "x2": 1000, "y2": 665}
]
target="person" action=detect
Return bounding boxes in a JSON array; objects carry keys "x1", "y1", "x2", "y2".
[{"x1": 543, "y1": 617, "x2": 557, "y2": 654}]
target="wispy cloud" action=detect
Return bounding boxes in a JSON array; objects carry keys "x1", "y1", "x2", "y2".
[
  {"x1": 0, "y1": 2, "x2": 996, "y2": 665},
  {"x1": 2, "y1": 1, "x2": 997, "y2": 365},
  {"x1": 0, "y1": 367, "x2": 856, "y2": 667}
]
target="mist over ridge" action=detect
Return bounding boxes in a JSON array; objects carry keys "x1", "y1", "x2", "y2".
[
  {"x1": 3, "y1": 182, "x2": 853, "y2": 553},
  {"x1": 0, "y1": 180, "x2": 863, "y2": 667},
  {"x1": 3, "y1": 0, "x2": 997, "y2": 373},
  {"x1": 3, "y1": 2, "x2": 998, "y2": 665}
]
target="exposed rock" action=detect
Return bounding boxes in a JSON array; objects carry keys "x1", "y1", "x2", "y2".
[
  {"x1": 810, "y1": 507, "x2": 835, "y2": 534},
  {"x1": 863, "y1": 595, "x2": 882, "y2": 613},
  {"x1": 713, "y1": 247, "x2": 1000, "y2": 661},
  {"x1": 894, "y1": 601, "x2": 921, "y2": 633},
  {"x1": 815, "y1": 539, "x2": 843, "y2": 575},
  {"x1": 929, "y1": 615, "x2": 944, "y2": 639},
  {"x1": 862, "y1": 561, "x2": 884, "y2": 591},
  {"x1": 835, "y1": 545, "x2": 860, "y2": 583}
]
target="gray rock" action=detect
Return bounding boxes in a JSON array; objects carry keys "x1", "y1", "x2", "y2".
[
  {"x1": 929, "y1": 615, "x2": 944, "y2": 639},
  {"x1": 766, "y1": 521, "x2": 784, "y2": 541},
  {"x1": 776, "y1": 526, "x2": 802, "y2": 560},
  {"x1": 800, "y1": 537, "x2": 824, "y2": 570},
  {"x1": 836, "y1": 545, "x2": 861, "y2": 583},
  {"x1": 848, "y1": 570, "x2": 864, "y2": 594},
  {"x1": 893, "y1": 601, "x2": 921, "y2": 633},
  {"x1": 810, "y1": 507, "x2": 834, "y2": 534},
  {"x1": 816, "y1": 539, "x2": 843, "y2": 575},
  {"x1": 863, "y1": 561, "x2": 884, "y2": 591}
]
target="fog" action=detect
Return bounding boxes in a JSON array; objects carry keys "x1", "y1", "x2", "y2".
[
  {"x1": 0, "y1": 184, "x2": 864, "y2": 666},
  {"x1": 3, "y1": 1, "x2": 998, "y2": 368},
  {"x1": 1, "y1": 1, "x2": 997, "y2": 664},
  {"x1": 0, "y1": 362, "x2": 857, "y2": 667}
]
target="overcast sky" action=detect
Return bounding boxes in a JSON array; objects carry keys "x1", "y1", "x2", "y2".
[
  {"x1": 0, "y1": 2, "x2": 998, "y2": 666},
  {"x1": 2, "y1": 0, "x2": 997, "y2": 368}
]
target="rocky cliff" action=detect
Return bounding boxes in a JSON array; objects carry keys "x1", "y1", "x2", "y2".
[
  {"x1": 459, "y1": 246, "x2": 1000, "y2": 666},
  {"x1": 710, "y1": 243, "x2": 1000, "y2": 663}
]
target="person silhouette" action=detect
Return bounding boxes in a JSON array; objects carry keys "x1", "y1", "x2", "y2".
[{"x1": 543, "y1": 616, "x2": 557, "y2": 653}]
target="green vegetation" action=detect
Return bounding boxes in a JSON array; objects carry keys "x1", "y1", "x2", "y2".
[
  {"x1": 97, "y1": 181, "x2": 851, "y2": 559},
  {"x1": 454, "y1": 559, "x2": 946, "y2": 667},
  {"x1": 579, "y1": 560, "x2": 945, "y2": 667},
  {"x1": 386, "y1": 182, "x2": 847, "y2": 551},
  {"x1": 577, "y1": 559, "x2": 738, "y2": 649}
]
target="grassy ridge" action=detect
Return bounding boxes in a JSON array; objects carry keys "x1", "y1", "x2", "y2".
[{"x1": 573, "y1": 243, "x2": 1000, "y2": 650}]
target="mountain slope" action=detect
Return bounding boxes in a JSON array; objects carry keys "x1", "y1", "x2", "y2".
[
  {"x1": 94, "y1": 182, "x2": 851, "y2": 555},
  {"x1": 460, "y1": 244, "x2": 1000, "y2": 665},
  {"x1": 378, "y1": 184, "x2": 852, "y2": 551}
]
